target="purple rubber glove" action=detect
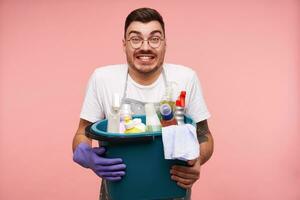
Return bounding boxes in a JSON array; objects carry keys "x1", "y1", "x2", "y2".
[{"x1": 73, "y1": 142, "x2": 126, "y2": 181}]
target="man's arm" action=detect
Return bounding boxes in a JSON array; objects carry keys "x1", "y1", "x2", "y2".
[
  {"x1": 170, "y1": 119, "x2": 214, "y2": 189},
  {"x1": 196, "y1": 120, "x2": 214, "y2": 165},
  {"x1": 72, "y1": 119, "x2": 127, "y2": 181},
  {"x1": 72, "y1": 119, "x2": 93, "y2": 152}
]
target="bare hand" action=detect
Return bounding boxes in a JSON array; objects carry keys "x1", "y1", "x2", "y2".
[{"x1": 170, "y1": 158, "x2": 200, "y2": 189}]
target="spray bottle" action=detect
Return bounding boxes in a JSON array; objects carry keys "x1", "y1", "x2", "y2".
[{"x1": 174, "y1": 91, "x2": 186, "y2": 125}]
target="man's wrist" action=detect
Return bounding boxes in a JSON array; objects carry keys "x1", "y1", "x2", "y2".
[
  {"x1": 199, "y1": 155, "x2": 205, "y2": 165},
  {"x1": 73, "y1": 142, "x2": 91, "y2": 168}
]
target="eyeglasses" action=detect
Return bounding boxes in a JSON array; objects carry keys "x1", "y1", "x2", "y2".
[{"x1": 126, "y1": 36, "x2": 165, "y2": 49}]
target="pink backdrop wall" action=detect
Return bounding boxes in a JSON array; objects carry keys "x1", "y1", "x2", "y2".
[{"x1": 0, "y1": 1, "x2": 299, "y2": 199}]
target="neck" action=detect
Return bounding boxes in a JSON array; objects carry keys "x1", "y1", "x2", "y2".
[{"x1": 128, "y1": 66, "x2": 163, "y2": 85}]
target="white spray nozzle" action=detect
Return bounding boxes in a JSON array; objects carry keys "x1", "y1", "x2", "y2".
[{"x1": 112, "y1": 93, "x2": 120, "y2": 110}]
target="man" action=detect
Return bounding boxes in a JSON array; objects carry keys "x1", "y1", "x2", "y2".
[{"x1": 72, "y1": 7, "x2": 214, "y2": 200}]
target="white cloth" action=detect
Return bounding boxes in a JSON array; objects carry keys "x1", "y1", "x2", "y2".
[
  {"x1": 162, "y1": 124, "x2": 199, "y2": 161},
  {"x1": 80, "y1": 63, "x2": 210, "y2": 123}
]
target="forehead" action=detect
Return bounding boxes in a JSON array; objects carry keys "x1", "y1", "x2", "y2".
[{"x1": 126, "y1": 21, "x2": 164, "y2": 37}]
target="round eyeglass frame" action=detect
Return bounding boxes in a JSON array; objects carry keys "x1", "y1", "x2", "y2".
[{"x1": 126, "y1": 37, "x2": 165, "y2": 49}]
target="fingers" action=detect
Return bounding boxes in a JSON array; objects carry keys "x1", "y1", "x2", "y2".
[
  {"x1": 170, "y1": 169, "x2": 199, "y2": 180},
  {"x1": 171, "y1": 165, "x2": 199, "y2": 174},
  {"x1": 97, "y1": 157, "x2": 124, "y2": 166},
  {"x1": 177, "y1": 182, "x2": 193, "y2": 189},
  {"x1": 170, "y1": 163, "x2": 201, "y2": 189},
  {"x1": 98, "y1": 171, "x2": 125, "y2": 177},
  {"x1": 97, "y1": 164, "x2": 127, "y2": 172},
  {"x1": 92, "y1": 148, "x2": 124, "y2": 166},
  {"x1": 96, "y1": 171, "x2": 125, "y2": 182},
  {"x1": 104, "y1": 176, "x2": 122, "y2": 182},
  {"x1": 171, "y1": 175, "x2": 194, "y2": 189}
]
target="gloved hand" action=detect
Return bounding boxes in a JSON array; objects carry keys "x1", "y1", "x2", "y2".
[{"x1": 73, "y1": 142, "x2": 126, "y2": 181}]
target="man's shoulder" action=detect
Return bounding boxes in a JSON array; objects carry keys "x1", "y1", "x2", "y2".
[{"x1": 90, "y1": 64, "x2": 126, "y2": 90}]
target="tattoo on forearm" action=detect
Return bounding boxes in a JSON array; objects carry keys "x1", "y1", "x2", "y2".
[{"x1": 196, "y1": 120, "x2": 210, "y2": 143}]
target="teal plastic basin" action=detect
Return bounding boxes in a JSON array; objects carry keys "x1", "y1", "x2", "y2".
[{"x1": 86, "y1": 115, "x2": 194, "y2": 200}]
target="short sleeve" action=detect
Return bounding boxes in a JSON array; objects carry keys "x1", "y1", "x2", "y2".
[
  {"x1": 80, "y1": 71, "x2": 104, "y2": 123},
  {"x1": 185, "y1": 72, "x2": 211, "y2": 123}
]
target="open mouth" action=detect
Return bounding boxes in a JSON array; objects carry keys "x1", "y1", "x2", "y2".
[{"x1": 135, "y1": 54, "x2": 156, "y2": 62}]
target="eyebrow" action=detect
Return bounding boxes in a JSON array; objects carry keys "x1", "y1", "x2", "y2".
[{"x1": 128, "y1": 30, "x2": 163, "y2": 37}]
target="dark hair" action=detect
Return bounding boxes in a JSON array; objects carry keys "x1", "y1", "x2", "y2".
[{"x1": 124, "y1": 7, "x2": 165, "y2": 38}]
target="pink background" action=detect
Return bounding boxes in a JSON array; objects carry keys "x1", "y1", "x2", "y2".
[{"x1": 0, "y1": 1, "x2": 299, "y2": 199}]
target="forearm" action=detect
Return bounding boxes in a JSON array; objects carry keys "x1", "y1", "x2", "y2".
[
  {"x1": 72, "y1": 119, "x2": 93, "y2": 152},
  {"x1": 72, "y1": 134, "x2": 92, "y2": 152},
  {"x1": 198, "y1": 132, "x2": 214, "y2": 165},
  {"x1": 196, "y1": 120, "x2": 214, "y2": 165}
]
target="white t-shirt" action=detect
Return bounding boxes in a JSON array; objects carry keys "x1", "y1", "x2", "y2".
[{"x1": 80, "y1": 63, "x2": 210, "y2": 123}]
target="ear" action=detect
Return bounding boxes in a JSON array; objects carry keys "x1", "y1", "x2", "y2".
[{"x1": 122, "y1": 38, "x2": 126, "y2": 53}]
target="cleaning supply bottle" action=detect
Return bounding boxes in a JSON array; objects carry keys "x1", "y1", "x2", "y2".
[
  {"x1": 174, "y1": 91, "x2": 186, "y2": 125},
  {"x1": 145, "y1": 103, "x2": 162, "y2": 132},
  {"x1": 179, "y1": 91, "x2": 186, "y2": 107},
  {"x1": 159, "y1": 103, "x2": 177, "y2": 127},
  {"x1": 107, "y1": 93, "x2": 121, "y2": 133},
  {"x1": 160, "y1": 82, "x2": 175, "y2": 108},
  {"x1": 119, "y1": 103, "x2": 132, "y2": 133},
  {"x1": 159, "y1": 82, "x2": 175, "y2": 119},
  {"x1": 120, "y1": 104, "x2": 132, "y2": 121}
]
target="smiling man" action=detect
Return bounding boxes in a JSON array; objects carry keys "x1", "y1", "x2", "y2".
[{"x1": 72, "y1": 7, "x2": 214, "y2": 200}]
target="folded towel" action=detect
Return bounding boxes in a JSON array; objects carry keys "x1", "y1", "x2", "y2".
[{"x1": 162, "y1": 124, "x2": 200, "y2": 161}]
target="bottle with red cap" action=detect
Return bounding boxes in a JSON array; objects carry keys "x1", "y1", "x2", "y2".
[
  {"x1": 174, "y1": 91, "x2": 186, "y2": 125},
  {"x1": 179, "y1": 91, "x2": 186, "y2": 107}
]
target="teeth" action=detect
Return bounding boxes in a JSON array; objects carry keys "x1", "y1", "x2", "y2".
[
  {"x1": 141, "y1": 57, "x2": 150, "y2": 61},
  {"x1": 137, "y1": 56, "x2": 154, "y2": 61}
]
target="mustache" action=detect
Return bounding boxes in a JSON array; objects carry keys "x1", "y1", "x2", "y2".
[{"x1": 135, "y1": 50, "x2": 156, "y2": 55}]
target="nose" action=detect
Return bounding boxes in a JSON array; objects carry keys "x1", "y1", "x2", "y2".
[{"x1": 140, "y1": 40, "x2": 151, "y2": 50}]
